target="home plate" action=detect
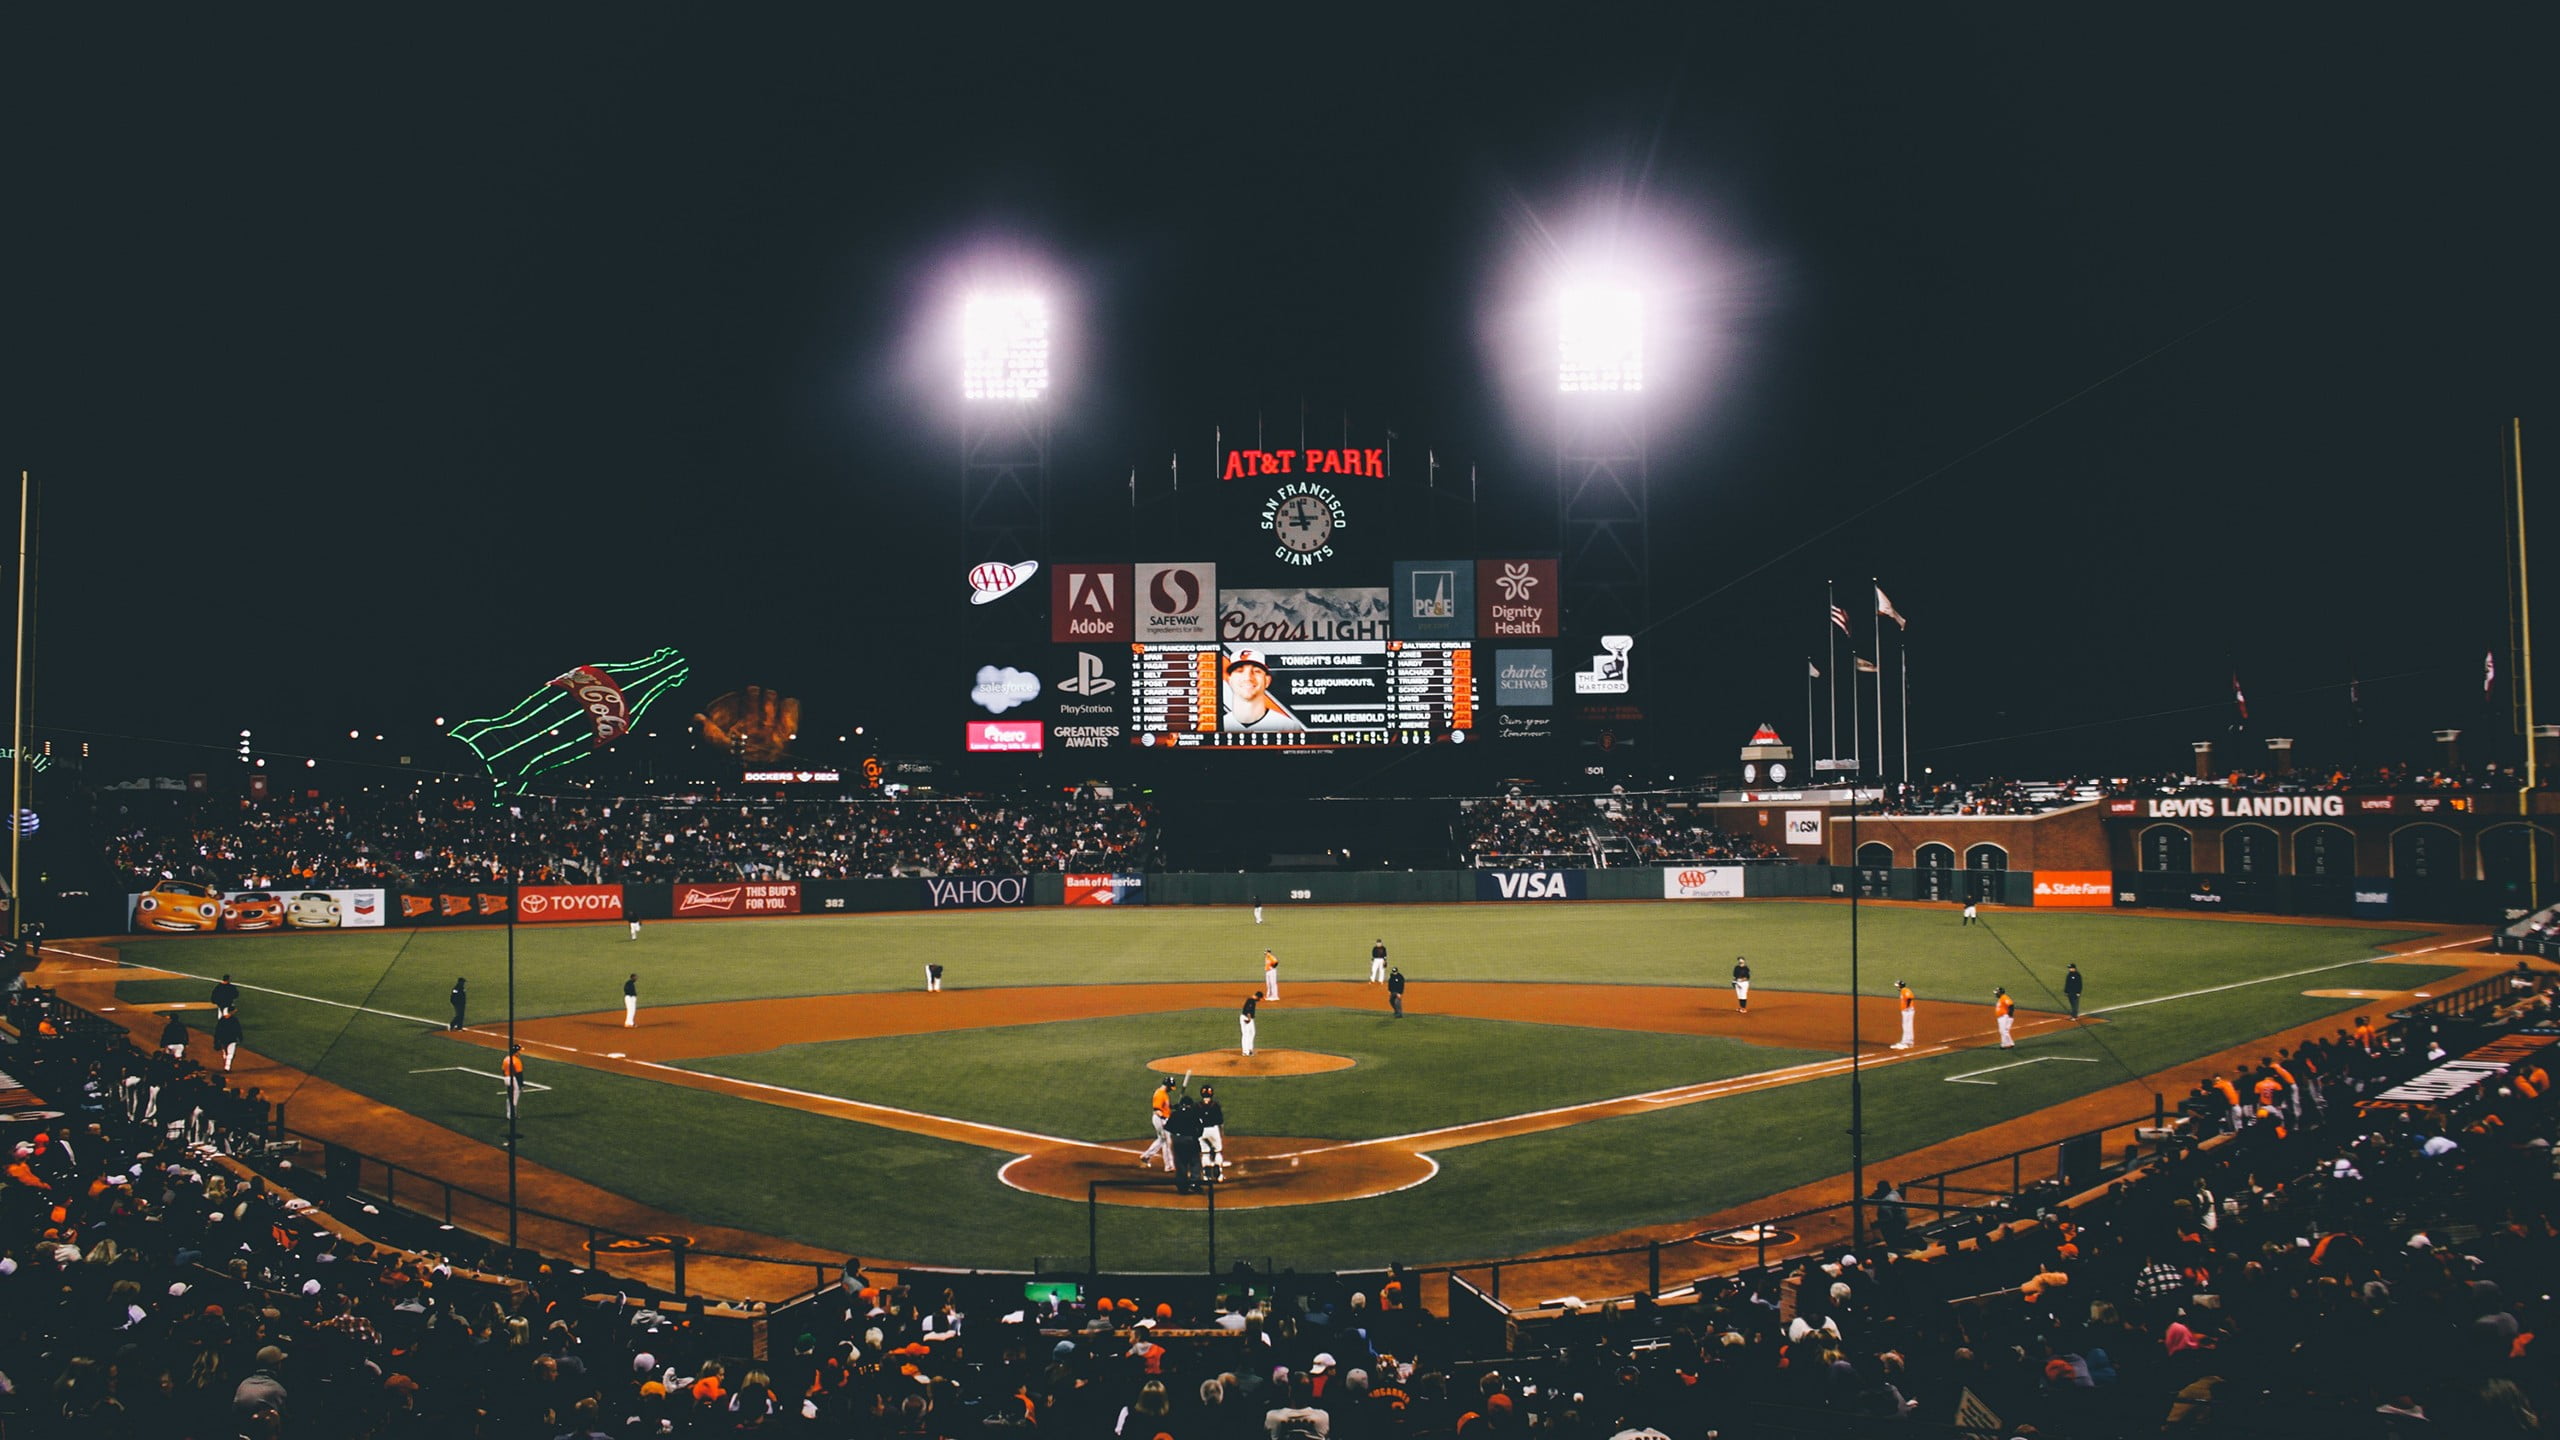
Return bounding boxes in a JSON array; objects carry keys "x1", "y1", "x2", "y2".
[{"x1": 1945, "y1": 1056, "x2": 2099, "y2": 1085}]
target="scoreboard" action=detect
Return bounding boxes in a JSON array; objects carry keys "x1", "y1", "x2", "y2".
[{"x1": 1131, "y1": 640, "x2": 1475, "y2": 749}]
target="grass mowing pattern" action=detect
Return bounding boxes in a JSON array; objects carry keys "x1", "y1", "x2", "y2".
[
  {"x1": 98, "y1": 904, "x2": 2456, "y2": 1271},
  {"x1": 677, "y1": 1009, "x2": 1831, "y2": 1143}
]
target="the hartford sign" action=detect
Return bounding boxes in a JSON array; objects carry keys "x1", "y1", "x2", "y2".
[{"x1": 516, "y1": 885, "x2": 624, "y2": 922}]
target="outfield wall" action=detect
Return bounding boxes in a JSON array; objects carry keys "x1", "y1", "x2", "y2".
[{"x1": 87, "y1": 860, "x2": 2516, "y2": 938}]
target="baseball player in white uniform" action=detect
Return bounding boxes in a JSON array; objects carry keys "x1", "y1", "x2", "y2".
[
  {"x1": 1370, "y1": 939, "x2": 1388, "y2": 983},
  {"x1": 623, "y1": 973, "x2": 638, "y2": 1027},
  {"x1": 1239, "y1": 995, "x2": 1258, "y2": 1056},
  {"x1": 1731, "y1": 956, "x2": 1751, "y2": 1014},
  {"x1": 1253, "y1": 900, "x2": 1264, "y2": 924}
]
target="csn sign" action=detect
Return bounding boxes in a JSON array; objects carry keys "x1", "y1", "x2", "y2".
[{"x1": 1474, "y1": 870, "x2": 1588, "y2": 901}]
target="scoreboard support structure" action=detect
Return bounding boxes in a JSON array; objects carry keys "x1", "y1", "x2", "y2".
[
  {"x1": 962, "y1": 401, "x2": 1050, "y2": 568},
  {"x1": 1557, "y1": 392, "x2": 1648, "y2": 640}
]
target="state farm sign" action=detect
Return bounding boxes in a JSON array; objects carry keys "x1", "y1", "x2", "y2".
[
  {"x1": 673, "y1": 882, "x2": 802, "y2": 916},
  {"x1": 515, "y1": 885, "x2": 625, "y2": 922}
]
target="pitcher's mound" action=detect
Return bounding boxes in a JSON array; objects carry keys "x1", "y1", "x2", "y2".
[{"x1": 1147, "y1": 1049, "x2": 1353, "y2": 1077}]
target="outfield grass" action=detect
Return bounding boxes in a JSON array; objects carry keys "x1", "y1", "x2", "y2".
[{"x1": 94, "y1": 903, "x2": 2460, "y2": 1271}]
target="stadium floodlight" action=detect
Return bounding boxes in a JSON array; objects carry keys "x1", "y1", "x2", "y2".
[
  {"x1": 1557, "y1": 286, "x2": 1644, "y2": 393},
  {"x1": 962, "y1": 293, "x2": 1050, "y2": 401}
]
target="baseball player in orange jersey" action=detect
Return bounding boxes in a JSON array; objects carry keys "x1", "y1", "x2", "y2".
[
  {"x1": 502, "y1": 1045, "x2": 526, "y2": 1113},
  {"x1": 1263, "y1": 949, "x2": 1279, "y2": 1001},
  {"x1": 1892, "y1": 981, "x2": 1916, "y2": 1049},
  {"x1": 1993, "y1": 987, "x2": 2016, "y2": 1048},
  {"x1": 2212, "y1": 1073, "x2": 2244, "y2": 1130},
  {"x1": 1138, "y1": 1077, "x2": 1175, "y2": 1170}
]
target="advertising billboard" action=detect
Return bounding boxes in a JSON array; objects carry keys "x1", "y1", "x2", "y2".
[
  {"x1": 398, "y1": 891, "x2": 513, "y2": 924},
  {"x1": 1784, "y1": 810, "x2": 1824, "y2": 845},
  {"x1": 920, "y1": 875, "x2": 1032, "y2": 909},
  {"x1": 1477, "y1": 559, "x2": 1560, "y2": 638},
  {"x1": 516, "y1": 885, "x2": 625, "y2": 923},
  {"x1": 1392, "y1": 560, "x2": 1476, "y2": 641},
  {"x1": 1474, "y1": 869, "x2": 1588, "y2": 901},
  {"x1": 2030, "y1": 871, "x2": 2114, "y2": 908},
  {"x1": 673, "y1": 882, "x2": 803, "y2": 916},
  {"x1": 129, "y1": 885, "x2": 388, "y2": 933},
  {"x1": 1663, "y1": 866, "x2": 1746, "y2": 900},
  {"x1": 1135, "y1": 563, "x2": 1217, "y2": 642},
  {"x1": 1494, "y1": 649, "x2": 1555, "y2": 707},
  {"x1": 966, "y1": 720, "x2": 1045, "y2": 752},
  {"x1": 1218, "y1": 587, "x2": 1391, "y2": 643},
  {"x1": 1050, "y1": 564, "x2": 1133, "y2": 643},
  {"x1": 1063, "y1": 874, "x2": 1147, "y2": 906}
]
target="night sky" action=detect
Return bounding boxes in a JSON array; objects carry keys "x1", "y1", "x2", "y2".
[{"x1": 9, "y1": 8, "x2": 2554, "y2": 790}]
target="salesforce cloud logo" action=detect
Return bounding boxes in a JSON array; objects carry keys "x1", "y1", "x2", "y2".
[{"x1": 971, "y1": 665, "x2": 1042, "y2": 714}]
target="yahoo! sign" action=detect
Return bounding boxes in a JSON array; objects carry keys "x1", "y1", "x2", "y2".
[{"x1": 921, "y1": 875, "x2": 1030, "y2": 909}]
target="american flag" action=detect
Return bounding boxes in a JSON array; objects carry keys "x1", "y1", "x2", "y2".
[{"x1": 1830, "y1": 603, "x2": 1850, "y2": 633}]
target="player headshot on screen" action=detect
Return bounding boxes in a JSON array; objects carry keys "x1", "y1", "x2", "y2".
[{"x1": 1223, "y1": 650, "x2": 1304, "y2": 732}]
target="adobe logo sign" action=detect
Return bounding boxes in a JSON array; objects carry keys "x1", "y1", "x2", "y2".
[
  {"x1": 1135, "y1": 562, "x2": 1217, "y2": 642},
  {"x1": 516, "y1": 885, "x2": 625, "y2": 922},
  {"x1": 1050, "y1": 564, "x2": 1132, "y2": 642}
]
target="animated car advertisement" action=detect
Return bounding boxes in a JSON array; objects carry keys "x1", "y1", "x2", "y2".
[{"x1": 128, "y1": 885, "x2": 386, "y2": 933}]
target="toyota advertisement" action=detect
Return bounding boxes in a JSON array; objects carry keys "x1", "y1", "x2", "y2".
[
  {"x1": 515, "y1": 884, "x2": 626, "y2": 923},
  {"x1": 673, "y1": 882, "x2": 803, "y2": 917},
  {"x1": 129, "y1": 885, "x2": 388, "y2": 933}
]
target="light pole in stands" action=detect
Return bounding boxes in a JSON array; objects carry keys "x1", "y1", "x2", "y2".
[
  {"x1": 506, "y1": 868, "x2": 519, "y2": 1252},
  {"x1": 1818, "y1": 754, "x2": 1867, "y2": 1255}
]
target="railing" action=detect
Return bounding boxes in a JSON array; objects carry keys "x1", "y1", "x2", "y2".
[
  {"x1": 278, "y1": 1127, "x2": 844, "y2": 1306},
  {"x1": 2393, "y1": 972, "x2": 2523, "y2": 1023}
]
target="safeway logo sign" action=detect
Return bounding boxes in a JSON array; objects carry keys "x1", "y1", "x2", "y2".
[
  {"x1": 1475, "y1": 869, "x2": 1587, "y2": 901},
  {"x1": 1136, "y1": 562, "x2": 1216, "y2": 641},
  {"x1": 516, "y1": 885, "x2": 625, "y2": 922}
]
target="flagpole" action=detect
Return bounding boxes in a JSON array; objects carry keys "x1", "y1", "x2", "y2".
[
  {"x1": 1807, "y1": 659, "x2": 1817, "y2": 772},
  {"x1": 8, "y1": 471, "x2": 27, "y2": 943},
  {"x1": 1901, "y1": 640, "x2": 1911, "y2": 790},
  {"x1": 1827, "y1": 582, "x2": 1839, "y2": 762},
  {"x1": 2516, "y1": 418, "x2": 2538, "y2": 913},
  {"x1": 1871, "y1": 578, "x2": 1885, "y2": 784}
]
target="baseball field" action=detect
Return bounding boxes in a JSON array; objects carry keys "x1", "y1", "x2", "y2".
[{"x1": 53, "y1": 901, "x2": 2477, "y2": 1280}]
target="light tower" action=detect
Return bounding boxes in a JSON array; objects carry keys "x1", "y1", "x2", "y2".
[
  {"x1": 959, "y1": 293, "x2": 1051, "y2": 567},
  {"x1": 1555, "y1": 287, "x2": 1648, "y2": 640}
]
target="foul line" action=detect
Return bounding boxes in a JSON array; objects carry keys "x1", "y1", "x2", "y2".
[
  {"x1": 408, "y1": 1066, "x2": 553, "y2": 1093},
  {"x1": 54, "y1": 943, "x2": 453, "y2": 1029},
  {"x1": 1945, "y1": 1056, "x2": 2099, "y2": 1085}
]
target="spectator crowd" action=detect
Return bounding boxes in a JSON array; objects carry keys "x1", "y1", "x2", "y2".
[{"x1": 102, "y1": 791, "x2": 1158, "y2": 893}]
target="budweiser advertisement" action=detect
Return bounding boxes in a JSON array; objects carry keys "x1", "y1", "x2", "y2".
[
  {"x1": 966, "y1": 720, "x2": 1045, "y2": 753},
  {"x1": 1063, "y1": 874, "x2": 1146, "y2": 906},
  {"x1": 2031, "y1": 871, "x2": 2114, "y2": 908},
  {"x1": 515, "y1": 885, "x2": 625, "y2": 923},
  {"x1": 673, "y1": 882, "x2": 802, "y2": 916}
]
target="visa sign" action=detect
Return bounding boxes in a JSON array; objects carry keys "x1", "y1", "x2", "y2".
[{"x1": 1475, "y1": 869, "x2": 1587, "y2": 901}]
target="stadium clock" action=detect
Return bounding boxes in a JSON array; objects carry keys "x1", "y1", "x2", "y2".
[{"x1": 1259, "y1": 481, "x2": 1347, "y2": 566}]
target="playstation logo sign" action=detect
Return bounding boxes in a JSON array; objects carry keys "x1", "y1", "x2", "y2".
[{"x1": 1058, "y1": 650, "x2": 1118, "y2": 696}]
